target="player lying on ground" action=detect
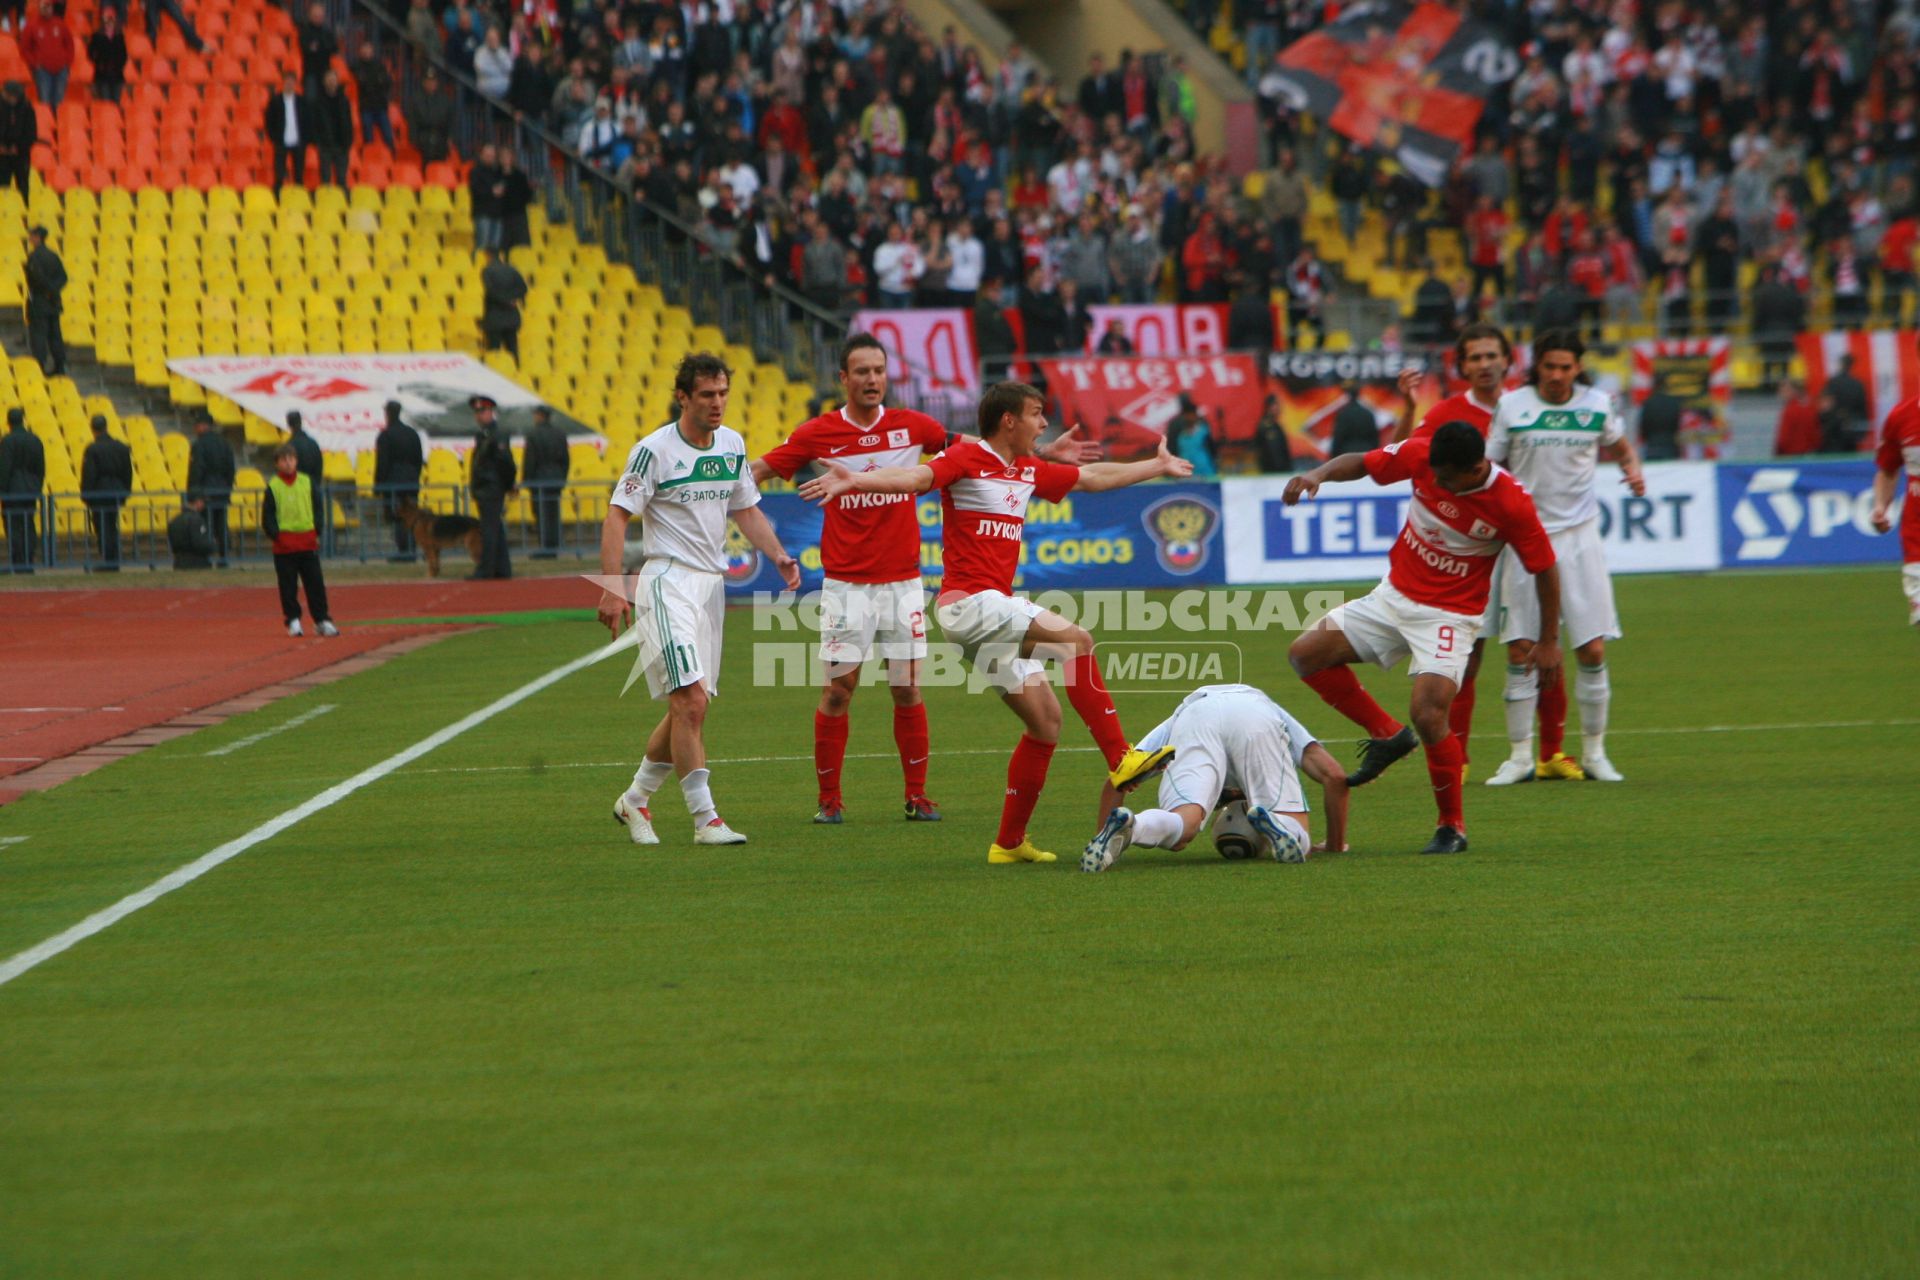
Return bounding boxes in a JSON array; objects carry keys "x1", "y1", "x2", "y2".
[
  {"x1": 1080, "y1": 683, "x2": 1349, "y2": 872},
  {"x1": 751, "y1": 333, "x2": 1096, "y2": 825},
  {"x1": 1483, "y1": 328, "x2": 1644, "y2": 786},
  {"x1": 597, "y1": 353, "x2": 802, "y2": 847},
  {"x1": 800, "y1": 381, "x2": 1193, "y2": 865},
  {"x1": 1869, "y1": 388, "x2": 1920, "y2": 626},
  {"x1": 1392, "y1": 322, "x2": 1513, "y2": 774},
  {"x1": 1282, "y1": 422, "x2": 1560, "y2": 855}
]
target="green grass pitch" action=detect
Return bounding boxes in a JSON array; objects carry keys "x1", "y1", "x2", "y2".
[{"x1": 1, "y1": 568, "x2": 1916, "y2": 1278}]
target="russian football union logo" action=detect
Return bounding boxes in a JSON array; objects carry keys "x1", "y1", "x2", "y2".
[
  {"x1": 722, "y1": 522, "x2": 762, "y2": 584},
  {"x1": 1143, "y1": 496, "x2": 1219, "y2": 575}
]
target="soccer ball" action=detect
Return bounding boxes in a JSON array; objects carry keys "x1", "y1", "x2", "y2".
[{"x1": 1210, "y1": 800, "x2": 1271, "y2": 861}]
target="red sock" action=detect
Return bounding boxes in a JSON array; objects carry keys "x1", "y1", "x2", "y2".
[
  {"x1": 1065, "y1": 651, "x2": 1129, "y2": 769},
  {"x1": 1424, "y1": 734, "x2": 1465, "y2": 831},
  {"x1": 893, "y1": 702, "x2": 929, "y2": 798},
  {"x1": 1449, "y1": 668, "x2": 1477, "y2": 765},
  {"x1": 996, "y1": 734, "x2": 1056, "y2": 849},
  {"x1": 813, "y1": 710, "x2": 848, "y2": 806},
  {"x1": 1303, "y1": 666, "x2": 1402, "y2": 739},
  {"x1": 1538, "y1": 668, "x2": 1567, "y2": 759}
]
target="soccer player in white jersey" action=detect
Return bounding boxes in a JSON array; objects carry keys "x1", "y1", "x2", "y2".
[
  {"x1": 1483, "y1": 329, "x2": 1645, "y2": 786},
  {"x1": 1080, "y1": 683, "x2": 1350, "y2": 872},
  {"x1": 597, "y1": 352, "x2": 802, "y2": 846},
  {"x1": 800, "y1": 381, "x2": 1192, "y2": 865},
  {"x1": 752, "y1": 334, "x2": 1097, "y2": 825}
]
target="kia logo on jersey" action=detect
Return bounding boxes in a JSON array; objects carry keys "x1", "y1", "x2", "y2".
[
  {"x1": 859, "y1": 433, "x2": 881, "y2": 447},
  {"x1": 1435, "y1": 500, "x2": 1460, "y2": 519}
]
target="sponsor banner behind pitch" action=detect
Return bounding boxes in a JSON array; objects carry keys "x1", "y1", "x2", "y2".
[
  {"x1": 850, "y1": 308, "x2": 979, "y2": 412},
  {"x1": 1038, "y1": 354, "x2": 1266, "y2": 459},
  {"x1": 723, "y1": 485, "x2": 1227, "y2": 596},
  {"x1": 1222, "y1": 462, "x2": 1722, "y2": 585},
  {"x1": 166, "y1": 352, "x2": 598, "y2": 455},
  {"x1": 1717, "y1": 460, "x2": 1902, "y2": 566}
]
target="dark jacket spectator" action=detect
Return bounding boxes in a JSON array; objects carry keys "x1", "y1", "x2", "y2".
[
  {"x1": 0, "y1": 84, "x2": 38, "y2": 199},
  {"x1": 522, "y1": 411, "x2": 570, "y2": 483},
  {"x1": 1637, "y1": 388, "x2": 1683, "y2": 460},
  {"x1": 1329, "y1": 391, "x2": 1380, "y2": 456},
  {"x1": 86, "y1": 11, "x2": 127, "y2": 102},
  {"x1": 80, "y1": 427, "x2": 133, "y2": 497},
  {"x1": 373, "y1": 406, "x2": 424, "y2": 492},
  {"x1": 169, "y1": 499, "x2": 216, "y2": 569},
  {"x1": 404, "y1": 71, "x2": 454, "y2": 164},
  {"x1": 1409, "y1": 269, "x2": 1455, "y2": 346},
  {"x1": 505, "y1": 44, "x2": 554, "y2": 119},
  {"x1": 974, "y1": 281, "x2": 1017, "y2": 377},
  {"x1": 296, "y1": 3, "x2": 338, "y2": 93},
  {"x1": 186, "y1": 422, "x2": 235, "y2": 497},
  {"x1": 1255, "y1": 407, "x2": 1294, "y2": 472},
  {"x1": 1227, "y1": 285, "x2": 1275, "y2": 353}
]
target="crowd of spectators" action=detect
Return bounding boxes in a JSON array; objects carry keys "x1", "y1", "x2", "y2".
[
  {"x1": 1226, "y1": 0, "x2": 1920, "y2": 356},
  {"x1": 364, "y1": 0, "x2": 1297, "y2": 349}
]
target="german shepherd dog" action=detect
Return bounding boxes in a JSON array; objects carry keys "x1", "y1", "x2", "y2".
[{"x1": 396, "y1": 499, "x2": 484, "y2": 577}]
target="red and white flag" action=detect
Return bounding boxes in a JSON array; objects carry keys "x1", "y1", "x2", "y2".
[{"x1": 1796, "y1": 330, "x2": 1920, "y2": 429}]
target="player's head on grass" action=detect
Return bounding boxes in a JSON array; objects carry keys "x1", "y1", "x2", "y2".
[
  {"x1": 674, "y1": 351, "x2": 732, "y2": 439},
  {"x1": 1455, "y1": 323, "x2": 1511, "y2": 394},
  {"x1": 978, "y1": 381, "x2": 1047, "y2": 454},
  {"x1": 1428, "y1": 421, "x2": 1492, "y2": 493},
  {"x1": 839, "y1": 334, "x2": 889, "y2": 412},
  {"x1": 1529, "y1": 328, "x2": 1585, "y2": 404}
]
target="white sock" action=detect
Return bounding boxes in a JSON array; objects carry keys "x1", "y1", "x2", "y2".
[
  {"x1": 1503, "y1": 665, "x2": 1538, "y2": 761},
  {"x1": 1133, "y1": 808, "x2": 1185, "y2": 848},
  {"x1": 1904, "y1": 564, "x2": 1920, "y2": 612},
  {"x1": 1576, "y1": 662, "x2": 1610, "y2": 750},
  {"x1": 680, "y1": 768, "x2": 718, "y2": 825},
  {"x1": 624, "y1": 758, "x2": 672, "y2": 809}
]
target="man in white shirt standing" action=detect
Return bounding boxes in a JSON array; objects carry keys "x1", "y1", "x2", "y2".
[
  {"x1": 945, "y1": 217, "x2": 984, "y2": 309},
  {"x1": 1484, "y1": 328, "x2": 1645, "y2": 786},
  {"x1": 870, "y1": 222, "x2": 922, "y2": 309},
  {"x1": 265, "y1": 71, "x2": 308, "y2": 193},
  {"x1": 597, "y1": 352, "x2": 802, "y2": 846}
]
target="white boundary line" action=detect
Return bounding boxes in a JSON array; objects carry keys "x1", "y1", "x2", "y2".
[
  {"x1": 395, "y1": 716, "x2": 1920, "y2": 777},
  {"x1": 0, "y1": 639, "x2": 625, "y2": 991},
  {"x1": 203, "y1": 704, "x2": 338, "y2": 757}
]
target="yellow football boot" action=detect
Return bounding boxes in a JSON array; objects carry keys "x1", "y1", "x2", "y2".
[
  {"x1": 1107, "y1": 744, "x2": 1175, "y2": 793},
  {"x1": 987, "y1": 840, "x2": 1058, "y2": 864},
  {"x1": 1535, "y1": 752, "x2": 1587, "y2": 781}
]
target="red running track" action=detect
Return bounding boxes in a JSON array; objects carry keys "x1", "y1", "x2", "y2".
[{"x1": 0, "y1": 577, "x2": 591, "y2": 802}]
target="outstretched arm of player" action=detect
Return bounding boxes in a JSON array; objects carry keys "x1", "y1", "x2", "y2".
[
  {"x1": 1043, "y1": 423, "x2": 1105, "y2": 463},
  {"x1": 1599, "y1": 435, "x2": 1647, "y2": 496},
  {"x1": 1529, "y1": 563, "x2": 1563, "y2": 677},
  {"x1": 596, "y1": 505, "x2": 633, "y2": 637},
  {"x1": 1281, "y1": 452, "x2": 1371, "y2": 504},
  {"x1": 1390, "y1": 367, "x2": 1422, "y2": 443},
  {"x1": 749, "y1": 457, "x2": 775, "y2": 485},
  {"x1": 1870, "y1": 467, "x2": 1899, "y2": 533},
  {"x1": 1300, "y1": 743, "x2": 1349, "y2": 854},
  {"x1": 1072, "y1": 437, "x2": 1194, "y2": 491},
  {"x1": 799, "y1": 461, "x2": 937, "y2": 503},
  {"x1": 730, "y1": 505, "x2": 802, "y2": 591}
]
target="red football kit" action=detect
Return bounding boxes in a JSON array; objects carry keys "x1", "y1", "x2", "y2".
[
  {"x1": 760, "y1": 406, "x2": 949, "y2": 583},
  {"x1": 1363, "y1": 437, "x2": 1556, "y2": 616},
  {"x1": 1409, "y1": 390, "x2": 1499, "y2": 443},
  {"x1": 1876, "y1": 396, "x2": 1920, "y2": 563},
  {"x1": 923, "y1": 439, "x2": 1080, "y2": 600}
]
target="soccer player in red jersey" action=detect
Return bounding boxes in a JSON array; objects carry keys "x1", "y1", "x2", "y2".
[
  {"x1": 1870, "y1": 392, "x2": 1920, "y2": 626},
  {"x1": 754, "y1": 336, "x2": 1094, "y2": 825},
  {"x1": 1392, "y1": 323, "x2": 1518, "y2": 772},
  {"x1": 1283, "y1": 422, "x2": 1561, "y2": 854},
  {"x1": 801, "y1": 381, "x2": 1194, "y2": 864}
]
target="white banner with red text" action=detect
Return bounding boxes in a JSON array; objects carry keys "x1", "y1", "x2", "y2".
[
  {"x1": 848, "y1": 308, "x2": 981, "y2": 412},
  {"x1": 166, "y1": 353, "x2": 600, "y2": 455}
]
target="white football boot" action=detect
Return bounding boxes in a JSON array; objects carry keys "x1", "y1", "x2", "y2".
[
  {"x1": 1081, "y1": 807, "x2": 1135, "y2": 873},
  {"x1": 613, "y1": 795, "x2": 660, "y2": 845},
  {"x1": 1484, "y1": 755, "x2": 1537, "y2": 787},
  {"x1": 694, "y1": 817, "x2": 748, "y2": 845},
  {"x1": 1581, "y1": 753, "x2": 1626, "y2": 783},
  {"x1": 286, "y1": 619, "x2": 303, "y2": 637}
]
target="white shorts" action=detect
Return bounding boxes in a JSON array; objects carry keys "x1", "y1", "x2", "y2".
[
  {"x1": 632, "y1": 560, "x2": 724, "y2": 700},
  {"x1": 1499, "y1": 518, "x2": 1622, "y2": 649},
  {"x1": 1156, "y1": 694, "x2": 1308, "y2": 816},
  {"x1": 819, "y1": 576, "x2": 928, "y2": 667},
  {"x1": 934, "y1": 590, "x2": 1046, "y2": 694},
  {"x1": 1324, "y1": 581, "x2": 1479, "y2": 688}
]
